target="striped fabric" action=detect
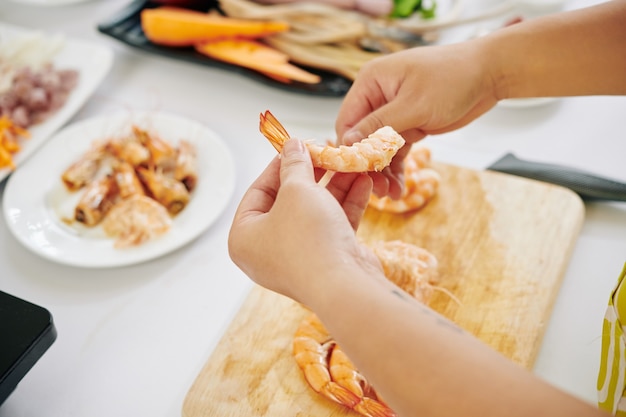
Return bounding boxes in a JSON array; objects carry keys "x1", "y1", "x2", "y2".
[{"x1": 598, "y1": 263, "x2": 626, "y2": 415}]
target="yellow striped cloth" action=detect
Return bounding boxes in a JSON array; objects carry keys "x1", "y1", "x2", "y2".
[{"x1": 598, "y1": 263, "x2": 626, "y2": 415}]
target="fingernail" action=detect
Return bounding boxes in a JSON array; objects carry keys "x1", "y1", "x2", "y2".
[{"x1": 282, "y1": 138, "x2": 305, "y2": 157}]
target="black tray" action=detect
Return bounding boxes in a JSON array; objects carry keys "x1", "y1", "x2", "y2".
[{"x1": 97, "y1": 0, "x2": 353, "y2": 97}]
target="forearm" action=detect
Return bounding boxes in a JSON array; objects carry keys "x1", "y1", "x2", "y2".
[
  {"x1": 305, "y1": 263, "x2": 606, "y2": 417},
  {"x1": 481, "y1": 0, "x2": 626, "y2": 99}
]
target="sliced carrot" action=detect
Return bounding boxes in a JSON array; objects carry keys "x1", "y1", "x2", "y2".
[
  {"x1": 141, "y1": 7, "x2": 289, "y2": 47},
  {"x1": 195, "y1": 39, "x2": 321, "y2": 84}
]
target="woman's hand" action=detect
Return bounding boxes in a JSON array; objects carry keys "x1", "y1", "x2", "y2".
[
  {"x1": 228, "y1": 138, "x2": 379, "y2": 303},
  {"x1": 336, "y1": 40, "x2": 498, "y2": 199}
]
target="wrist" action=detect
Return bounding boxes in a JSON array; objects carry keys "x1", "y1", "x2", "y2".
[{"x1": 475, "y1": 32, "x2": 514, "y2": 101}]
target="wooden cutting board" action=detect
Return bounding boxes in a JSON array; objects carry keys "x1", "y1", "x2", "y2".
[{"x1": 182, "y1": 162, "x2": 585, "y2": 417}]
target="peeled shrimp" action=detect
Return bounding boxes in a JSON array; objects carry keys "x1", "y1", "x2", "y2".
[
  {"x1": 369, "y1": 144, "x2": 441, "y2": 213},
  {"x1": 293, "y1": 240, "x2": 440, "y2": 417},
  {"x1": 259, "y1": 110, "x2": 405, "y2": 172}
]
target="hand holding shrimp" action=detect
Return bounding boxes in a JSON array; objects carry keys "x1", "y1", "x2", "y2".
[
  {"x1": 228, "y1": 138, "x2": 379, "y2": 303},
  {"x1": 259, "y1": 110, "x2": 405, "y2": 173},
  {"x1": 229, "y1": 132, "x2": 607, "y2": 417}
]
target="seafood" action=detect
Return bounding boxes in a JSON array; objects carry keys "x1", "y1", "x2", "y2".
[
  {"x1": 293, "y1": 240, "x2": 440, "y2": 417},
  {"x1": 369, "y1": 240, "x2": 439, "y2": 301},
  {"x1": 74, "y1": 174, "x2": 118, "y2": 226},
  {"x1": 329, "y1": 344, "x2": 396, "y2": 417},
  {"x1": 174, "y1": 139, "x2": 198, "y2": 192},
  {"x1": 106, "y1": 132, "x2": 151, "y2": 167},
  {"x1": 259, "y1": 110, "x2": 405, "y2": 172},
  {"x1": 102, "y1": 194, "x2": 172, "y2": 248},
  {"x1": 136, "y1": 167, "x2": 190, "y2": 215},
  {"x1": 293, "y1": 314, "x2": 363, "y2": 411},
  {"x1": 61, "y1": 144, "x2": 105, "y2": 191},
  {"x1": 369, "y1": 144, "x2": 441, "y2": 213},
  {"x1": 134, "y1": 126, "x2": 177, "y2": 172},
  {"x1": 61, "y1": 125, "x2": 198, "y2": 248},
  {"x1": 112, "y1": 160, "x2": 145, "y2": 199}
]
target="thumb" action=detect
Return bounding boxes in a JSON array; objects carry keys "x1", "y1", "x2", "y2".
[{"x1": 280, "y1": 139, "x2": 314, "y2": 185}]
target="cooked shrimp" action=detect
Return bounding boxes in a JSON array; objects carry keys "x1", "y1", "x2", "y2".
[
  {"x1": 61, "y1": 144, "x2": 105, "y2": 191},
  {"x1": 369, "y1": 144, "x2": 441, "y2": 213},
  {"x1": 106, "y1": 133, "x2": 150, "y2": 167},
  {"x1": 259, "y1": 110, "x2": 405, "y2": 172},
  {"x1": 74, "y1": 174, "x2": 118, "y2": 226},
  {"x1": 329, "y1": 344, "x2": 396, "y2": 417},
  {"x1": 111, "y1": 160, "x2": 145, "y2": 199},
  {"x1": 134, "y1": 126, "x2": 177, "y2": 172},
  {"x1": 293, "y1": 314, "x2": 361, "y2": 408},
  {"x1": 293, "y1": 240, "x2": 440, "y2": 417},
  {"x1": 102, "y1": 194, "x2": 172, "y2": 248},
  {"x1": 174, "y1": 139, "x2": 198, "y2": 192},
  {"x1": 369, "y1": 240, "x2": 439, "y2": 302},
  {"x1": 136, "y1": 167, "x2": 190, "y2": 215},
  {"x1": 293, "y1": 313, "x2": 396, "y2": 417}
]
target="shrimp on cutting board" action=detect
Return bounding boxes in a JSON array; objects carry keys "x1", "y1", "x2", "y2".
[
  {"x1": 369, "y1": 144, "x2": 441, "y2": 213},
  {"x1": 293, "y1": 313, "x2": 396, "y2": 417},
  {"x1": 259, "y1": 110, "x2": 405, "y2": 173},
  {"x1": 293, "y1": 240, "x2": 441, "y2": 417}
]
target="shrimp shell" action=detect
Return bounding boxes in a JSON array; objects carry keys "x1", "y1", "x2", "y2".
[
  {"x1": 259, "y1": 110, "x2": 405, "y2": 172},
  {"x1": 136, "y1": 167, "x2": 190, "y2": 216},
  {"x1": 61, "y1": 144, "x2": 105, "y2": 191},
  {"x1": 74, "y1": 174, "x2": 118, "y2": 226},
  {"x1": 368, "y1": 240, "x2": 439, "y2": 302}
]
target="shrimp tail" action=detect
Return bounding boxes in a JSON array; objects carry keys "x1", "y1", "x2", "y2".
[
  {"x1": 321, "y1": 381, "x2": 362, "y2": 409},
  {"x1": 259, "y1": 110, "x2": 290, "y2": 152},
  {"x1": 355, "y1": 398, "x2": 398, "y2": 417}
]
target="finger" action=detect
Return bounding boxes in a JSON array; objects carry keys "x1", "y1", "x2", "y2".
[
  {"x1": 341, "y1": 99, "x2": 429, "y2": 146},
  {"x1": 369, "y1": 171, "x2": 390, "y2": 197},
  {"x1": 279, "y1": 139, "x2": 314, "y2": 186},
  {"x1": 332, "y1": 173, "x2": 373, "y2": 231},
  {"x1": 233, "y1": 155, "x2": 281, "y2": 221},
  {"x1": 344, "y1": 174, "x2": 373, "y2": 230},
  {"x1": 325, "y1": 172, "x2": 362, "y2": 203}
]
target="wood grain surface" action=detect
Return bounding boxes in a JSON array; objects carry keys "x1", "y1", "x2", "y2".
[{"x1": 182, "y1": 162, "x2": 585, "y2": 417}]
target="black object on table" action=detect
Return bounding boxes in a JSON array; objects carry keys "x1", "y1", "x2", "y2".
[
  {"x1": 97, "y1": 0, "x2": 353, "y2": 97},
  {"x1": 0, "y1": 291, "x2": 57, "y2": 406}
]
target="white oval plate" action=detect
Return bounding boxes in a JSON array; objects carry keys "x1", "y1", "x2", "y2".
[
  {"x1": 3, "y1": 112, "x2": 236, "y2": 268},
  {"x1": 0, "y1": 22, "x2": 113, "y2": 182}
]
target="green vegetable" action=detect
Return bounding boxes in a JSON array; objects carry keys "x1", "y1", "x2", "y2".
[
  {"x1": 419, "y1": 0, "x2": 436, "y2": 18},
  {"x1": 390, "y1": 0, "x2": 437, "y2": 19},
  {"x1": 391, "y1": 0, "x2": 421, "y2": 18}
]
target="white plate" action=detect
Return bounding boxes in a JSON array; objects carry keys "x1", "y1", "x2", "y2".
[
  {"x1": 0, "y1": 22, "x2": 113, "y2": 182},
  {"x1": 3, "y1": 112, "x2": 236, "y2": 268}
]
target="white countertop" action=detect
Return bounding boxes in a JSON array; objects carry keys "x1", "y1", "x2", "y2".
[{"x1": 1, "y1": 0, "x2": 625, "y2": 416}]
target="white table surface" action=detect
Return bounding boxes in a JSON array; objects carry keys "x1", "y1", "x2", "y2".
[{"x1": 1, "y1": 0, "x2": 625, "y2": 416}]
